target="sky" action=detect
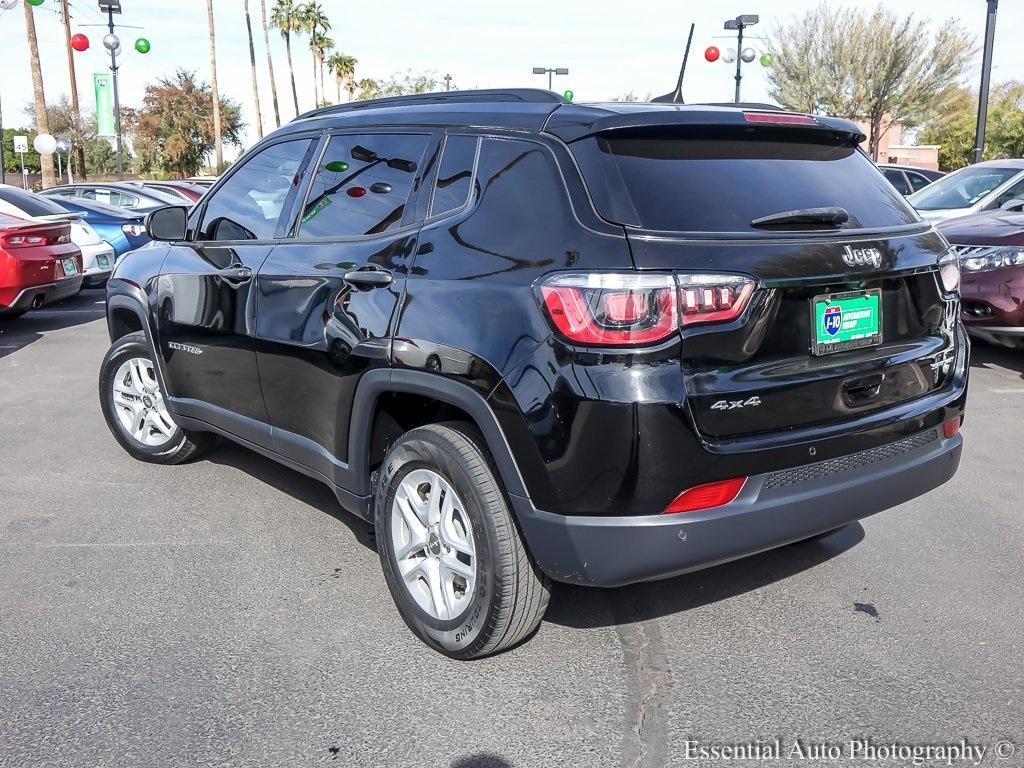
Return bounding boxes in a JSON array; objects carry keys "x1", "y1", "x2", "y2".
[{"x1": 0, "y1": 0, "x2": 1021, "y2": 160}]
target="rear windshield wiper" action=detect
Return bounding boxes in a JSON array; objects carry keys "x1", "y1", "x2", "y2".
[{"x1": 750, "y1": 207, "x2": 850, "y2": 229}]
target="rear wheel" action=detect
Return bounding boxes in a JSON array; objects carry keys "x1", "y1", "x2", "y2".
[
  {"x1": 375, "y1": 422, "x2": 551, "y2": 659},
  {"x1": 99, "y1": 332, "x2": 213, "y2": 464}
]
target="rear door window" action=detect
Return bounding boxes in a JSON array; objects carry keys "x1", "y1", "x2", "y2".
[
  {"x1": 297, "y1": 133, "x2": 430, "y2": 238},
  {"x1": 570, "y1": 128, "x2": 919, "y2": 233},
  {"x1": 906, "y1": 171, "x2": 932, "y2": 192},
  {"x1": 429, "y1": 136, "x2": 479, "y2": 218}
]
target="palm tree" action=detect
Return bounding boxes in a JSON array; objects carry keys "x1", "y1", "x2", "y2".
[
  {"x1": 206, "y1": 0, "x2": 223, "y2": 173},
  {"x1": 326, "y1": 53, "x2": 357, "y2": 104},
  {"x1": 22, "y1": 1, "x2": 54, "y2": 188},
  {"x1": 259, "y1": 0, "x2": 281, "y2": 127},
  {"x1": 270, "y1": 0, "x2": 303, "y2": 117},
  {"x1": 301, "y1": 3, "x2": 331, "y2": 108},
  {"x1": 243, "y1": 0, "x2": 264, "y2": 139}
]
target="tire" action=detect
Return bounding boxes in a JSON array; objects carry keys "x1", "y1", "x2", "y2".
[
  {"x1": 375, "y1": 421, "x2": 551, "y2": 659},
  {"x1": 98, "y1": 332, "x2": 213, "y2": 464}
]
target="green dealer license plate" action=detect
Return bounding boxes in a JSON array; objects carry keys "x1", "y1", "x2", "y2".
[{"x1": 811, "y1": 289, "x2": 882, "y2": 356}]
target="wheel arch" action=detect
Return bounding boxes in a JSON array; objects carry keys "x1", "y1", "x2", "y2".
[{"x1": 350, "y1": 369, "x2": 530, "y2": 501}]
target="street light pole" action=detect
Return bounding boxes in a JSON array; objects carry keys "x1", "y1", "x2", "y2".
[
  {"x1": 724, "y1": 15, "x2": 759, "y2": 104},
  {"x1": 531, "y1": 67, "x2": 569, "y2": 92},
  {"x1": 973, "y1": 0, "x2": 999, "y2": 164},
  {"x1": 106, "y1": 6, "x2": 124, "y2": 180}
]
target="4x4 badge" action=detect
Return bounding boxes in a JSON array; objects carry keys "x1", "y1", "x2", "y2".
[
  {"x1": 842, "y1": 245, "x2": 883, "y2": 268},
  {"x1": 711, "y1": 396, "x2": 762, "y2": 410}
]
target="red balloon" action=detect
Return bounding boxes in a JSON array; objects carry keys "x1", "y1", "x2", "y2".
[
  {"x1": 71, "y1": 33, "x2": 90, "y2": 52},
  {"x1": 704, "y1": 46, "x2": 720, "y2": 63}
]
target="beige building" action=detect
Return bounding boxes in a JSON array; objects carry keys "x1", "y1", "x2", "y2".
[{"x1": 855, "y1": 119, "x2": 940, "y2": 171}]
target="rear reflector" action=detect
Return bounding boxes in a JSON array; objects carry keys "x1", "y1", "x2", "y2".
[
  {"x1": 662, "y1": 477, "x2": 746, "y2": 515},
  {"x1": 743, "y1": 112, "x2": 818, "y2": 126},
  {"x1": 942, "y1": 418, "x2": 960, "y2": 439}
]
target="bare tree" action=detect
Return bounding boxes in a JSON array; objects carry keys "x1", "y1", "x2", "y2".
[
  {"x1": 207, "y1": 0, "x2": 223, "y2": 173},
  {"x1": 243, "y1": 0, "x2": 264, "y2": 139},
  {"x1": 768, "y1": 3, "x2": 976, "y2": 160},
  {"x1": 259, "y1": 0, "x2": 281, "y2": 127},
  {"x1": 23, "y1": 1, "x2": 54, "y2": 188}
]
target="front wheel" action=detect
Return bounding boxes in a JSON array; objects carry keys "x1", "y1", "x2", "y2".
[
  {"x1": 375, "y1": 422, "x2": 551, "y2": 659},
  {"x1": 98, "y1": 332, "x2": 213, "y2": 464}
]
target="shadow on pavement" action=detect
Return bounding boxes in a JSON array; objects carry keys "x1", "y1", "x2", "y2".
[
  {"x1": 450, "y1": 754, "x2": 513, "y2": 768},
  {"x1": 202, "y1": 438, "x2": 377, "y2": 552},
  {"x1": 968, "y1": 338, "x2": 1024, "y2": 378},
  {"x1": 0, "y1": 289, "x2": 106, "y2": 360},
  {"x1": 546, "y1": 522, "x2": 865, "y2": 629}
]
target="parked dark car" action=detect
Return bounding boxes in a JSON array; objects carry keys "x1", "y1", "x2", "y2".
[
  {"x1": 939, "y1": 210, "x2": 1024, "y2": 349},
  {"x1": 45, "y1": 195, "x2": 150, "y2": 259},
  {"x1": 131, "y1": 180, "x2": 206, "y2": 204},
  {"x1": 99, "y1": 89, "x2": 967, "y2": 658},
  {"x1": 0, "y1": 212, "x2": 83, "y2": 317},
  {"x1": 40, "y1": 182, "x2": 182, "y2": 212},
  {"x1": 878, "y1": 164, "x2": 945, "y2": 196}
]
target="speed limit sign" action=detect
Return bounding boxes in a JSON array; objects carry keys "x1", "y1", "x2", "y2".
[{"x1": 13, "y1": 135, "x2": 28, "y2": 153}]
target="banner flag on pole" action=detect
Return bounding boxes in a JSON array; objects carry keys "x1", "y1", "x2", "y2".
[{"x1": 94, "y1": 73, "x2": 116, "y2": 137}]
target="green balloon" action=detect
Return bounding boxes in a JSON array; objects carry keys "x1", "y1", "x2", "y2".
[
  {"x1": 760, "y1": 52, "x2": 774, "y2": 67},
  {"x1": 27, "y1": 0, "x2": 45, "y2": 6},
  {"x1": 134, "y1": 38, "x2": 151, "y2": 54},
  {"x1": 325, "y1": 160, "x2": 349, "y2": 173},
  {"x1": 563, "y1": 89, "x2": 574, "y2": 102}
]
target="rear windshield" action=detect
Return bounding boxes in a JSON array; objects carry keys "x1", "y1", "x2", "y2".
[
  {"x1": 570, "y1": 128, "x2": 919, "y2": 234},
  {"x1": 0, "y1": 186, "x2": 70, "y2": 217}
]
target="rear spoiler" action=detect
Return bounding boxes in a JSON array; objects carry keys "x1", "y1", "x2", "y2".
[
  {"x1": 36, "y1": 212, "x2": 86, "y2": 223},
  {"x1": 543, "y1": 105, "x2": 866, "y2": 144}
]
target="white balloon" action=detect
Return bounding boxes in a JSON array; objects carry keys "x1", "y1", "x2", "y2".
[
  {"x1": 56, "y1": 138, "x2": 72, "y2": 154},
  {"x1": 723, "y1": 47, "x2": 737, "y2": 63},
  {"x1": 33, "y1": 134, "x2": 58, "y2": 155},
  {"x1": 741, "y1": 47, "x2": 756, "y2": 63}
]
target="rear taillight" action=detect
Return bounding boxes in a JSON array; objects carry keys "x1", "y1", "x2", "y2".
[
  {"x1": 1, "y1": 229, "x2": 69, "y2": 248},
  {"x1": 677, "y1": 274, "x2": 755, "y2": 327},
  {"x1": 663, "y1": 477, "x2": 746, "y2": 514},
  {"x1": 538, "y1": 272, "x2": 756, "y2": 346},
  {"x1": 942, "y1": 417, "x2": 961, "y2": 439}
]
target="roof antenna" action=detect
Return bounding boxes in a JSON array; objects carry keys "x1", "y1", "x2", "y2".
[{"x1": 652, "y1": 23, "x2": 695, "y2": 103}]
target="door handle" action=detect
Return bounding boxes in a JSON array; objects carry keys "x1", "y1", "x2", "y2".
[
  {"x1": 344, "y1": 268, "x2": 393, "y2": 289},
  {"x1": 216, "y1": 266, "x2": 252, "y2": 282}
]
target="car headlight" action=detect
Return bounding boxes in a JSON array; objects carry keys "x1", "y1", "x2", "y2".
[
  {"x1": 122, "y1": 223, "x2": 146, "y2": 237},
  {"x1": 960, "y1": 246, "x2": 1024, "y2": 273}
]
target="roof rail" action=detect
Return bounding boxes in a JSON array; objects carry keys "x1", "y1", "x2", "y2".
[{"x1": 293, "y1": 88, "x2": 566, "y2": 122}]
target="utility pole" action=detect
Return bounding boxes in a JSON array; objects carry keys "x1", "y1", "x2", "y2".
[
  {"x1": 724, "y1": 14, "x2": 759, "y2": 104},
  {"x1": 973, "y1": 0, "x2": 999, "y2": 164},
  {"x1": 61, "y1": 0, "x2": 87, "y2": 180}
]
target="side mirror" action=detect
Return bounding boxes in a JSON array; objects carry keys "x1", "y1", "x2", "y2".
[
  {"x1": 1000, "y1": 198, "x2": 1024, "y2": 212},
  {"x1": 145, "y1": 205, "x2": 189, "y2": 241}
]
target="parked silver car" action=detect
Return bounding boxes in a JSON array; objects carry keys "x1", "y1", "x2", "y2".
[{"x1": 908, "y1": 159, "x2": 1024, "y2": 222}]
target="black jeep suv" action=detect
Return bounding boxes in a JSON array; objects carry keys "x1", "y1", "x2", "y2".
[{"x1": 100, "y1": 90, "x2": 967, "y2": 658}]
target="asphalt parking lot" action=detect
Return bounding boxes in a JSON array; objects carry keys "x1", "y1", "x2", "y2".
[{"x1": 1, "y1": 289, "x2": 1022, "y2": 768}]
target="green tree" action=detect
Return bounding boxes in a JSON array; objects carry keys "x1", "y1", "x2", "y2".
[
  {"x1": 769, "y1": 3, "x2": 976, "y2": 160},
  {"x1": 270, "y1": 0, "x2": 304, "y2": 117},
  {"x1": 355, "y1": 72, "x2": 438, "y2": 101},
  {"x1": 326, "y1": 52, "x2": 357, "y2": 103},
  {"x1": 2, "y1": 128, "x2": 43, "y2": 174},
  {"x1": 919, "y1": 82, "x2": 1024, "y2": 170},
  {"x1": 130, "y1": 70, "x2": 243, "y2": 177}
]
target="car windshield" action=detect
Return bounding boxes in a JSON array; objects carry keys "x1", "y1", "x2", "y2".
[{"x1": 908, "y1": 166, "x2": 1022, "y2": 210}]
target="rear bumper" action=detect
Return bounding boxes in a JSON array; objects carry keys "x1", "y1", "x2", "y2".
[
  {"x1": 514, "y1": 427, "x2": 962, "y2": 587},
  {"x1": 1, "y1": 277, "x2": 84, "y2": 313}
]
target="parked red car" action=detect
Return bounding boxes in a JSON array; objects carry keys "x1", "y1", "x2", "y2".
[
  {"x1": 0, "y1": 213, "x2": 84, "y2": 318},
  {"x1": 939, "y1": 211, "x2": 1024, "y2": 349}
]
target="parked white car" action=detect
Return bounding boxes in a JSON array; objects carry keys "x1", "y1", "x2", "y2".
[
  {"x1": 908, "y1": 159, "x2": 1024, "y2": 222},
  {"x1": 0, "y1": 184, "x2": 116, "y2": 286}
]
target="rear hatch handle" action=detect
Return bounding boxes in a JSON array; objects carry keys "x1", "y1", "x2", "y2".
[{"x1": 842, "y1": 372, "x2": 885, "y2": 406}]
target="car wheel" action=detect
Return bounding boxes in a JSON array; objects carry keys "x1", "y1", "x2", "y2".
[
  {"x1": 375, "y1": 422, "x2": 551, "y2": 659},
  {"x1": 98, "y1": 332, "x2": 213, "y2": 464}
]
